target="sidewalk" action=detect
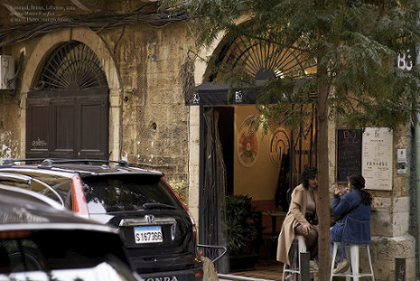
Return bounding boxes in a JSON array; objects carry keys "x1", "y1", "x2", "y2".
[
  {"x1": 218, "y1": 274, "x2": 277, "y2": 281},
  {"x1": 209, "y1": 259, "x2": 283, "y2": 281}
]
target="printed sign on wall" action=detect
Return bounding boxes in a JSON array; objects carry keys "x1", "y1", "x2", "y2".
[{"x1": 362, "y1": 127, "x2": 393, "y2": 190}]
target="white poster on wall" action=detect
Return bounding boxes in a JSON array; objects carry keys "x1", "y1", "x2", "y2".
[{"x1": 362, "y1": 127, "x2": 393, "y2": 190}]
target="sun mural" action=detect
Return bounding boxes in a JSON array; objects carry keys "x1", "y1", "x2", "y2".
[
  {"x1": 269, "y1": 129, "x2": 290, "y2": 167},
  {"x1": 237, "y1": 127, "x2": 259, "y2": 167}
]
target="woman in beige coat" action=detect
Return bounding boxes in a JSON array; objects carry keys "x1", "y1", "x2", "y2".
[{"x1": 276, "y1": 167, "x2": 318, "y2": 266}]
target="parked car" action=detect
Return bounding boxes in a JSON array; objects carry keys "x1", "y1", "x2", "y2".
[
  {"x1": 0, "y1": 184, "x2": 141, "y2": 281},
  {"x1": 0, "y1": 172, "x2": 64, "y2": 210},
  {"x1": 0, "y1": 159, "x2": 203, "y2": 281}
]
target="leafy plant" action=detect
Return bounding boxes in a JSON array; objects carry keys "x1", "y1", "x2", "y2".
[
  {"x1": 168, "y1": 180, "x2": 188, "y2": 206},
  {"x1": 224, "y1": 195, "x2": 262, "y2": 255}
]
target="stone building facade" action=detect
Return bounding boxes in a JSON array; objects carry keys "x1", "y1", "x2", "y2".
[
  {"x1": 0, "y1": 1, "x2": 417, "y2": 280},
  {"x1": 0, "y1": 0, "x2": 193, "y2": 199}
]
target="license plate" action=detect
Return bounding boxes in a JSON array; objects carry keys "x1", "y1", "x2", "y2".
[{"x1": 134, "y1": 226, "x2": 163, "y2": 244}]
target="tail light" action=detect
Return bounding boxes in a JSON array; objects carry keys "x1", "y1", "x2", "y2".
[
  {"x1": 0, "y1": 230, "x2": 31, "y2": 239},
  {"x1": 189, "y1": 210, "x2": 198, "y2": 240},
  {"x1": 71, "y1": 175, "x2": 89, "y2": 217},
  {"x1": 161, "y1": 178, "x2": 197, "y2": 240}
]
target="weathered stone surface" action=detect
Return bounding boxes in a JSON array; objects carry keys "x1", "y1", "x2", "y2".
[{"x1": 371, "y1": 235, "x2": 416, "y2": 281}]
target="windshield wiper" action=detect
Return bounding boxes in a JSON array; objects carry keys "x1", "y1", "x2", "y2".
[{"x1": 142, "y1": 202, "x2": 176, "y2": 209}]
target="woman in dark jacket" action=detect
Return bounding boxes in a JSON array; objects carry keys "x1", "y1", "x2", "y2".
[{"x1": 330, "y1": 174, "x2": 372, "y2": 273}]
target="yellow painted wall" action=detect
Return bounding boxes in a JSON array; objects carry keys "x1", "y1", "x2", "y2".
[{"x1": 234, "y1": 106, "x2": 281, "y2": 200}]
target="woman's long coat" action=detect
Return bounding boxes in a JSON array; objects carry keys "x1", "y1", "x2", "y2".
[{"x1": 276, "y1": 184, "x2": 317, "y2": 265}]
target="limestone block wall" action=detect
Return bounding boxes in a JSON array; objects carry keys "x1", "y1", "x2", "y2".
[
  {"x1": 368, "y1": 128, "x2": 416, "y2": 281},
  {"x1": 0, "y1": 18, "x2": 194, "y2": 203},
  {"x1": 0, "y1": 94, "x2": 20, "y2": 160},
  {"x1": 0, "y1": 37, "x2": 41, "y2": 161},
  {"x1": 106, "y1": 23, "x2": 193, "y2": 196}
]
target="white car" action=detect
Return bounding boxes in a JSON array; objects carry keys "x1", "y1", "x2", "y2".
[{"x1": 0, "y1": 184, "x2": 142, "y2": 281}]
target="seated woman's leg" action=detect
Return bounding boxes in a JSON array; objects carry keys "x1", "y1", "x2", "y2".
[
  {"x1": 295, "y1": 225, "x2": 318, "y2": 259},
  {"x1": 330, "y1": 226, "x2": 345, "y2": 262}
]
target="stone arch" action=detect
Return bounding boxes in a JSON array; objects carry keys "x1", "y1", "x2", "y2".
[{"x1": 19, "y1": 27, "x2": 122, "y2": 160}]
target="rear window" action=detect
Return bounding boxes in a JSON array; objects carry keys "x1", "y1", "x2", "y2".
[
  {"x1": 0, "y1": 176, "x2": 72, "y2": 208},
  {"x1": 81, "y1": 174, "x2": 184, "y2": 213}
]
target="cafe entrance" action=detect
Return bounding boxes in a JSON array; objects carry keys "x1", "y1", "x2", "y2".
[
  {"x1": 198, "y1": 104, "x2": 317, "y2": 272},
  {"x1": 191, "y1": 36, "x2": 318, "y2": 274},
  {"x1": 192, "y1": 37, "x2": 317, "y2": 274}
]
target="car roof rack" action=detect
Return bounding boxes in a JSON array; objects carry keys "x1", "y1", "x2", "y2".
[
  {"x1": 39, "y1": 159, "x2": 129, "y2": 168},
  {"x1": 1, "y1": 158, "x2": 129, "y2": 168},
  {"x1": 1, "y1": 158, "x2": 47, "y2": 166}
]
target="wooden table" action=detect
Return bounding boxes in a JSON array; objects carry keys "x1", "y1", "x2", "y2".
[{"x1": 262, "y1": 210, "x2": 287, "y2": 236}]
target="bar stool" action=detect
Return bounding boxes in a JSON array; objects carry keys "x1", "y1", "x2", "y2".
[
  {"x1": 330, "y1": 242, "x2": 375, "y2": 281},
  {"x1": 282, "y1": 235, "x2": 317, "y2": 280}
]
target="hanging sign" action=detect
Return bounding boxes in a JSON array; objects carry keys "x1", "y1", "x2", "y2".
[{"x1": 362, "y1": 127, "x2": 393, "y2": 190}]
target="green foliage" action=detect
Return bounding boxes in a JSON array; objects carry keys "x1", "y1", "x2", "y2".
[
  {"x1": 168, "y1": 180, "x2": 188, "y2": 206},
  {"x1": 224, "y1": 195, "x2": 262, "y2": 255},
  {"x1": 163, "y1": 0, "x2": 420, "y2": 130}
]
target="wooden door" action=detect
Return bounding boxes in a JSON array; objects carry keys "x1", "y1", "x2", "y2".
[{"x1": 26, "y1": 89, "x2": 109, "y2": 159}]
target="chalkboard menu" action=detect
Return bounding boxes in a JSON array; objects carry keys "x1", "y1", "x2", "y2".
[{"x1": 337, "y1": 129, "x2": 362, "y2": 182}]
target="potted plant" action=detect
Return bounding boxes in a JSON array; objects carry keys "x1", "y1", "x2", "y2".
[{"x1": 224, "y1": 194, "x2": 263, "y2": 271}]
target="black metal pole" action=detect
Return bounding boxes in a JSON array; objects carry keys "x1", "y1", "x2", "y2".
[{"x1": 299, "y1": 251, "x2": 310, "y2": 281}]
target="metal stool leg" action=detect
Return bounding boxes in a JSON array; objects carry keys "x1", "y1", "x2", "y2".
[
  {"x1": 282, "y1": 235, "x2": 309, "y2": 281},
  {"x1": 345, "y1": 245, "x2": 351, "y2": 281},
  {"x1": 366, "y1": 245, "x2": 375, "y2": 281},
  {"x1": 329, "y1": 242, "x2": 338, "y2": 281},
  {"x1": 350, "y1": 245, "x2": 360, "y2": 281},
  {"x1": 282, "y1": 263, "x2": 287, "y2": 281}
]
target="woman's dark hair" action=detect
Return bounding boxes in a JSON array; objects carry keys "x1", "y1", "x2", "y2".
[
  {"x1": 349, "y1": 174, "x2": 372, "y2": 206},
  {"x1": 301, "y1": 167, "x2": 317, "y2": 189}
]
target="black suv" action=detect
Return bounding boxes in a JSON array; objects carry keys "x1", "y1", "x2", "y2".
[{"x1": 0, "y1": 159, "x2": 203, "y2": 281}]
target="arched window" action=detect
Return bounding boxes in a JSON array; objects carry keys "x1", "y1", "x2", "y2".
[
  {"x1": 216, "y1": 36, "x2": 316, "y2": 81},
  {"x1": 34, "y1": 41, "x2": 107, "y2": 90}
]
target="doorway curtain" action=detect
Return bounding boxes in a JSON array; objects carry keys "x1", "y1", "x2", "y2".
[{"x1": 199, "y1": 108, "x2": 229, "y2": 273}]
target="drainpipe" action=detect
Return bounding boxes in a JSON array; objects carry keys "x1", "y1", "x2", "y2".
[
  {"x1": 415, "y1": 115, "x2": 420, "y2": 275},
  {"x1": 415, "y1": 52, "x2": 420, "y2": 276}
]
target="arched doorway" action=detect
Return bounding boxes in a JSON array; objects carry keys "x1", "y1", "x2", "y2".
[
  {"x1": 196, "y1": 36, "x2": 317, "y2": 273},
  {"x1": 26, "y1": 41, "x2": 109, "y2": 159}
]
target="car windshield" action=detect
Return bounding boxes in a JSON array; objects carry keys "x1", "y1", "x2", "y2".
[{"x1": 81, "y1": 174, "x2": 183, "y2": 213}]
